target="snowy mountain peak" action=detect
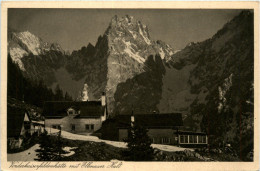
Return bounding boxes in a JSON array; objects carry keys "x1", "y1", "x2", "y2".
[
  {"x1": 9, "y1": 30, "x2": 64, "y2": 55},
  {"x1": 12, "y1": 31, "x2": 42, "y2": 55},
  {"x1": 110, "y1": 15, "x2": 134, "y2": 26},
  {"x1": 107, "y1": 15, "x2": 151, "y2": 44},
  {"x1": 8, "y1": 30, "x2": 64, "y2": 71},
  {"x1": 50, "y1": 43, "x2": 63, "y2": 52},
  {"x1": 105, "y1": 15, "x2": 174, "y2": 64}
]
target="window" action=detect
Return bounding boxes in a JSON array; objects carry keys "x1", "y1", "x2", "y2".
[
  {"x1": 189, "y1": 135, "x2": 194, "y2": 143},
  {"x1": 85, "y1": 124, "x2": 94, "y2": 130},
  {"x1": 184, "y1": 135, "x2": 188, "y2": 143},
  {"x1": 180, "y1": 135, "x2": 184, "y2": 143},
  {"x1": 161, "y1": 137, "x2": 170, "y2": 144},
  {"x1": 194, "y1": 135, "x2": 198, "y2": 143},
  {"x1": 180, "y1": 134, "x2": 206, "y2": 144},
  {"x1": 71, "y1": 124, "x2": 75, "y2": 131},
  {"x1": 52, "y1": 125, "x2": 61, "y2": 129},
  {"x1": 67, "y1": 108, "x2": 75, "y2": 115},
  {"x1": 24, "y1": 123, "x2": 31, "y2": 130},
  {"x1": 85, "y1": 124, "x2": 90, "y2": 130},
  {"x1": 198, "y1": 135, "x2": 207, "y2": 143},
  {"x1": 202, "y1": 136, "x2": 207, "y2": 143},
  {"x1": 198, "y1": 135, "x2": 203, "y2": 143},
  {"x1": 189, "y1": 135, "x2": 198, "y2": 143}
]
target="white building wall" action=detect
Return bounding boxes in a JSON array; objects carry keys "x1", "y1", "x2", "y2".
[{"x1": 45, "y1": 115, "x2": 102, "y2": 135}]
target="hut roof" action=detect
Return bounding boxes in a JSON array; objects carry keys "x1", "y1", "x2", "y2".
[
  {"x1": 43, "y1": 101, "x2": 105, "y2": 118},
  {"x1": 115, "y1": 113, "x2": 183, "y2": 128},
  {"x1": 7, "y1": 105, "x2": 30, "y2": 138}
]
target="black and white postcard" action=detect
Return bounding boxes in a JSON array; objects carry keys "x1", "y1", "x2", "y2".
[{"x1": 1, "y1": 1, "x2": 259, "y2": 171}]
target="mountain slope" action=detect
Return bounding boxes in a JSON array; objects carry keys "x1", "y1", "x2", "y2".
[
  {"x1": 157, "y1": 10, "x2": 253, "y2": 159},
  {"x1": 114, "y1": 54, "x2": 166, "y2": 115},
  {"x1": 8, "y1": 30, "x2": 63, "y2": 70},
  {"x1": 8, "y1": 30, "x2": 67, "y2": 86}
]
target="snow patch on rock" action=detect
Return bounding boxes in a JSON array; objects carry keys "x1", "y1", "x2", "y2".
[
  {"x1": 122, "y1": 39, "x2": 145, "y2": 63},
  {"x1": 159, "y1": 47, "x2": 165, "y2": 59},
  {"x1": 129, "y1": 30, "x2": 137, "y2": 39},
  {"x1": 173, "y1": 50, "x2": 181, "y2": 54},
  {"x1": 14, "y1": 31, "x2": 41, "y2": 55},
  {"x1": 138, "y1": 23, "x2": 151, "y2": 45},
  {"x1": 9, "y1": 47, "x2": 28, "y2": 71},
  {"x1": 218, "y1": 74, "x2": 233, "y2": 113}
]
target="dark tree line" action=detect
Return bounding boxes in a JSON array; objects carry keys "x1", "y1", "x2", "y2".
[{"x1": 8, "y1": 54, "x2": 73, "y2": 107}]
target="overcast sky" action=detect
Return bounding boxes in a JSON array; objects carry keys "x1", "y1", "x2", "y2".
[{"x1": 8, "y1": 9, "x2": 242, "y2": 52}]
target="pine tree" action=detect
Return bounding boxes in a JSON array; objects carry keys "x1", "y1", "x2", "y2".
[
  {"x1": 8, "y1": 53, "x2": 59, "y2": 107},
  {"x1": 35, "y1": 131, "x2": 56, "y2": 161},
  {"x1": 122, "y1": 123, "x2": 154, "y2": 161},
  {"x1": 54, "y1": 84, "x2": 63, "y2": 101},
  {"x1": 36, "y1": 131, "x2": 67, "y2": 161},
  {"x1": 64, "y1": 92, "x2": 73, "y2": 101},
  {"x1": 52, "y1": 131, "x2": 68, "y2": 160}
]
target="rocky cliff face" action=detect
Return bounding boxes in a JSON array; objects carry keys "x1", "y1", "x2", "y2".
[
  {"x1": 114, "y1": 54, "x2": 166, "y2": 115},
  {"x1": 66, "y1": 35, "x2": 109, "y2": 101},
  {"x1": 104, "y1": 15, "x2": 174, "y2": 113}
]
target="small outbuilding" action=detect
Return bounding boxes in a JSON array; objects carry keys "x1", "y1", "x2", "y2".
[
  {"x1": 7, "y1": 106, "x2": 33, "y2": 149},
  {"x1": 100, "y1": 113, "x2": 183, "y2": 145},
  {"x1": 99, "y1": 113, "x2": 208, "y2": 147}
]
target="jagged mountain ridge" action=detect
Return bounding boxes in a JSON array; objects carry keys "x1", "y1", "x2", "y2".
[
  {"x1": 8, "y1": 15, "x2": 175, "y2": 113},
  {"x1": 8, "y1": 29, "x2": 68, "y2": 86},
  {"x1": 8, "y1": 30, "x2": 64, "y2": 71}
]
